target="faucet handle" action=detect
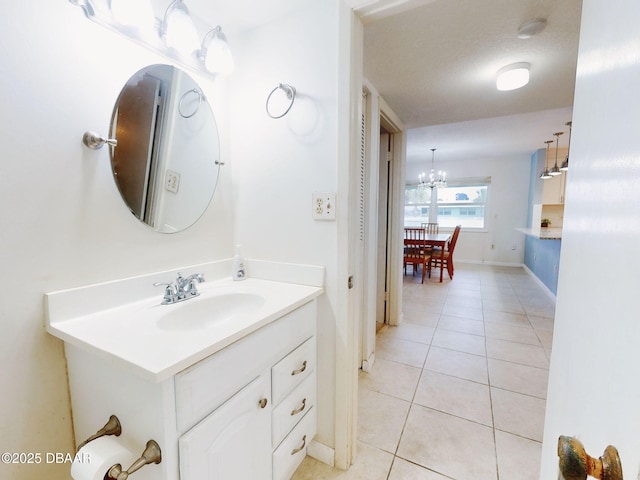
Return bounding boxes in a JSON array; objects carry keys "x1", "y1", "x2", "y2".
[{"x1": 153, "y1": 282, "x2": 176, "y2": 304}]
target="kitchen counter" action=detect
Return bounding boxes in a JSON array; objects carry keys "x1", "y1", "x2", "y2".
[{"x1": 518, "y1": 227, "x2": 562, "y2": 240}]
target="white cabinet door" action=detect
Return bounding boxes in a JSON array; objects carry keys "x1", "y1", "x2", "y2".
[{"x1": 179, "y1": 374, "x2": 272, "y2": 480}]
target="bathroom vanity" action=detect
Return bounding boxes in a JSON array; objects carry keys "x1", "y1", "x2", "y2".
[{"x1": 46, "y1": 260, "x2": 323, "y2": 480}]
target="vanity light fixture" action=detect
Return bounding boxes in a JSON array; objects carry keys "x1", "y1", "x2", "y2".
[
  {"x1": 560, "y1": 121, "x2": 572, "y2": 171},
  {"x1": 199, "y1": 26, "x2": 235, "y2": 75},
  {"x1": 549, "y1": 131, "x2": 564, "y2": 176},
  {"x1": 69, "y1": 0, "x2": 234, "y2": 80},
  {"x1": 161, "y1": 0, "x2": 200, "y2": 56},
  {"x1": 109, "y1": 0, "x2": 155, "y2": 35},
  {"x1": 540, "y1": 140, "x2": 553, "y2": 180},
  {"x1": 419, "y1": 148, "x2": 447, "y2": 189},
  {"x1": 496, "y1": 62, "x2": 530, "y2": 91}
]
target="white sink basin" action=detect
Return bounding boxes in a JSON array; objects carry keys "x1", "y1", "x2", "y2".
[
  {"x1": 157, "y1": 292, "x2": 265, "y2": 331},
  {"x1": 46, "y1": 265, "x2": 324, "y2": 381}
]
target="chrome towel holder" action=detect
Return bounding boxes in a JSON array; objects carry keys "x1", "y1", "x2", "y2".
[{"x1": 266, "y1": 83, "x2": 296, "y2": 119}]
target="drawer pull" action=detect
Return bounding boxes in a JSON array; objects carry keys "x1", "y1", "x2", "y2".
[
  {"x1": 259, "y1": 398, "x2": 268, "y2": 409},
  {"x1": 291, "y1": 360, "x2": 308, "y2": 376},
  {"x1": 291, "y1": 435, "x2": 306, "y2": 456},
  {"x1": 290, "y1": 398, "x2": 307, "y2": 416}
]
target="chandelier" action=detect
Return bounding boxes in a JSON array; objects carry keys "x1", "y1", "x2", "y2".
[{"x1": 419, "y1": 148, "x2": 447, "y2": 189}]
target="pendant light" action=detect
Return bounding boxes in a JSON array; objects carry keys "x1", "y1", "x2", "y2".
[
  {"x1": 540, "y1": 140, "x2": 553, "y2": 179},
  {"x1": 560, "y1": 121, "x2": 572, "y2": 171},
  {"x1": 549, "y1": 132, "x2": 564, "y2": 176}
]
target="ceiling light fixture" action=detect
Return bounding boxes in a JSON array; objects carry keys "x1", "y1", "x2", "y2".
[
  {"x1": 419, "y1": 148, "x2": 447, "y2": 189},
  {"x1": 517, "y1": 18, "x2": 547, "y2": 39},
  {"x1": 549, "y1": 131, "x2": 564, "y2": 176},
  {"x1": 560, "y1": 121, "x2": 572, "y2": 171},
  {"x1": 496, "y1": 62, "x2": 530, "y2": 91},
  {"x1": 540, "y1": 140, "x2": 553, "y2": 180}
]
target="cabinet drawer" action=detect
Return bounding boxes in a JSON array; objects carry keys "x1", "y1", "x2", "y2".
[
  {"x1": 271, "y1": 337, "x2": 316, "y2": 406},
  {"x1": 272, "y1": 373, "x2": 316, "y2": 448},
  {"x1": 272, "y1": 407, "x2": 316, "y2": 480},
  {"x1": 175, "y1": 301, "x2": 316, "y2": 433}
]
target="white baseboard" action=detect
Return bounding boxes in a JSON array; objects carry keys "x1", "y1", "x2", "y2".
[
  {"x1": 457, "y1": 259, "x2": 525, "y2": 267},
  {"x1": 307, "y1": 439, "x2": 335, "y2": 467}
]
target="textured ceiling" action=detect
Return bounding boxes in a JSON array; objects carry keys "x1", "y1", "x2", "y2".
[{"x1": 361, "y1": 0, "x2": 583, "y2": 164}]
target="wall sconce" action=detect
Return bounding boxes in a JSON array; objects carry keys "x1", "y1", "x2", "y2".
[
  {"x1": 70, "y1": 0, "x2": 234, "y2": 79},
  {"x1": 496, "y1": 62, "x2": 530, "y2": 91}
]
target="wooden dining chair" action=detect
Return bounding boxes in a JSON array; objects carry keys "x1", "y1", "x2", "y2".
[
  {"x1": 421, "y1": 222, "x2": 439, "y2": 234},
  {"x1": 430, "y1": 224, "x2": 461, "y2": 279},
  {"x1": 404, "y1": 227, "x2": 431, "y2": 283}
]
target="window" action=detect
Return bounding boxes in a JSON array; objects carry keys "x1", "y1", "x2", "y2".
[{"x1": 405, "y1": 180, "x2": 489, "y2": 229}]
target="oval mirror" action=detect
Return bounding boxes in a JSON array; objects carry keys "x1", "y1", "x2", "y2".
[{"x1": 109, "y1": 64, "x2": 221, "y2": 233}]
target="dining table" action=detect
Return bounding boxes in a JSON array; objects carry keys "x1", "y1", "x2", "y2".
[{"x1": 424, "y1": 232, "x2": 451, "y2": 283}]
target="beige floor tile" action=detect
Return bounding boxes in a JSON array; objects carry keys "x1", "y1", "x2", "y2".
[
  {"x1": 376, "y1": 336, "x2": 429, "y2": 368},
  {"x1": 431, "y1": 329, "x2": 486, "y2": 356},
  {"x1": 444, "y1": 295, "x2": 482, "y2": 308},
  {"x1": 536, "y1": 329, "x2": 554, "y2": 348},
  {"x1": 495, "y1": 431, "x2": 542, "y2": 480},
  {"x1": 523, "y1": 304, "x2": 556, "y2": 318},
  {"x1": 437, "y1": 315, "x2": 485, "y2": 336},
  {"x1": 482, "y1": 299, "x2": 525, "y2": 315},
  {"x1": 403, "y1": 309, "x2": 441, "y2": 327},
  {"x1": 292, "y1": 442, "x2": 393, "y2": 480},
  {"x1": 359, "y1": 357, "x2": 421, "y2": 402},
  {"x1": 424, "y1": 346, "x2": 488, "y2": 384},
  {"x1": 397, "y1": 405, "x2": 497, "y2": 480},
  {"x1": 486, "y1": 338, "x2": 549, "y2": 369},
  {"x1": 482, "y1": 310, "x2": 529, "y2": 327},
  {"x1": 358, "y1": 388, "x2": 410, "y2": 453},
  {"x1": 528, "y1": 315, "x2": 554, "y2": 332},
  {"x1": 441, "y1": 303, "x2": 484, "y2": 321},
  {"x1": 491, "y1": 388, "x2": 546, "y2": 441},
  {"x1": 413, "y1": 370, "x2": 492, "y2": 426},
  {"x1": 388, "y1": 457, "x2": 450, "y2": 480},
  {"x1": 488, "y1": 359, "x2": 549, "y2": 398},
  {"x1": 383, "y1": 322, "x2": 436, "y2": 345},
  {"x1": 484, "y1": 322, "x2": 541, "y2": 346}
]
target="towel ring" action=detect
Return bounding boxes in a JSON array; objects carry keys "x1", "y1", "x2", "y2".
[
  {"x1": 266, "y1": 83, "x2": 296, "y2": 119},
  {"x1": 179, "y1": 88, "x2": 204, "y2": 119}
]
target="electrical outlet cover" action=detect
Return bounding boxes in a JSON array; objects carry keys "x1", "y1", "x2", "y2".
[{"x1": 312, "y1": 192, "x2": 336, "y2": 220}]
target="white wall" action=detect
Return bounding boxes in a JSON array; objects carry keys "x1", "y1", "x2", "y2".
[
  {"x1": 540, "y1": 1, "x2": 640, "y2": 478},
  {"x1": 229, "y1": 3, "x2": 342, "y2": 451},
  {"x1": 405, "y1": 154, "x2": 531, "y2": 265},
  {"x1": 0, "y1": 4, "x2": 234, "y2": 479}
]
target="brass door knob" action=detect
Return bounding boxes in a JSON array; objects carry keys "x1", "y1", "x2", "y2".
[{"x1": 557, "y1": 435, "x2": 623, "y2": 480}]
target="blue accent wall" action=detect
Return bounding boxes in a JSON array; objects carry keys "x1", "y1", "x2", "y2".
[{"x1": 524, "y1": 235, "x2": 561, "y2": 295}]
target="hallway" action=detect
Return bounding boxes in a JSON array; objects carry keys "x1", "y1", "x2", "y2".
[{"x1": 293, "y1": 264, "x2": 554, "y2": 479}]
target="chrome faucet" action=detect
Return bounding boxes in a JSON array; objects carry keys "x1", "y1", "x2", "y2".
[{"x1": 154, "y1": 272, "x2": 205, "y2": 305}]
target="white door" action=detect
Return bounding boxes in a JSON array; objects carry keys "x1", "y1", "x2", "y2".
[{"x1": 178, "y1": 375, "x2": 271, "y2": 480}]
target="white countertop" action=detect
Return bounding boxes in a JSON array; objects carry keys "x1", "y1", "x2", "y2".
[
  {"x1": 517, "y1": 227, "x2": 563, "y2": 240},
  {"x1": 45, "y1": 261, "x2": 324, "y2": 382}
]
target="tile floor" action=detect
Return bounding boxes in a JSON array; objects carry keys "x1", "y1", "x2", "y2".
[{"x1": 292, "y1": 264, "x2": 555, "y2": 480}]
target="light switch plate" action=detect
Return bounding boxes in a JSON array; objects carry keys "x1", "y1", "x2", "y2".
[{"x1": 312, "y1": 192, "x2": 336, "y2": 220}]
